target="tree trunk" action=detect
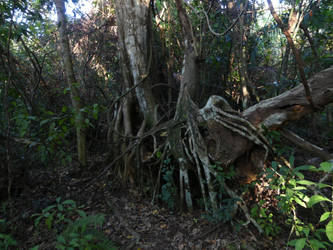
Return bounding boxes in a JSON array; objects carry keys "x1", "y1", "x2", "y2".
[
  {"x1": 112, "y1": 0, "x2": 333, "y2": 224},
  {"x1": 267, "y1": 0, "x2": 315, "y2": 108},
  {"x1": 54, "y1": 0, "x2": 87, "y2": 167},
  {"x1": 243, "y1": 67, "x2": 333, "y2": 129},
  {"x1": 114, "y1": 0, "x2": 157, "y2": 126}
]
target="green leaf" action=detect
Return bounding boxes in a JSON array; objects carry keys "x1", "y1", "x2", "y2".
[
  {"x1": 319, "y1": 162, "x2": 333, "y2": 172},
  {"x1": 62, "y1": 200, "x2": 76, "y2": 206},
  {"x1": 77, "y1": 210, "x2": 87, "y2": 218},
  {"x1": 302, "y1": 227, "x2": 310, "y2": 238},
  {"x1": 307, "y1": 195, "x2": 331, "y2": 208},
  {"x1": 295, "y1": 238, "x2": 306, "y2": 250},
  {"x1": 320, "y1": 212, "x2": 331, "y2": 222},
  {"x1": 289, "y1": 155, "x2": 295, "y2": 167},
  {"x1": 42, "y1": 205, "x2": 56, "y2": 213},
  {"x1": 271, "y1": 161, "x2": 278, "y2": 169},
  {"x1": 295, "y1": 165, "x2": 317, "y2": 171},
  {"x1": 296, "y1": 180, "x2": 315, "y2": 186},
  {"x1": 295, "y1": 172, "x2": 304, "y2": 179},
  {"x1": 57, "y1": 235, "x2": 66, "y2": 244},
  {"x1": 45, "y1": 213, "x2": 54, "y2": 229},
  {"x1": 58, "y1": 203, "x2": 63, "y2": 211},
  {"x1": 69, "y1": 238, "x2": 80, "y2": 247},
  {"x1": 309, "y1": 239, "x2": 327, "y2": 249},
  {"x1": 317, "y1": 183, "x2": 332, "y2": 189},
  {"x1": 288, "y1": 239, "x2": 298, "y2": 246},
  {"x1": 34, "y1": 216, "x2": 42, "y2": 227},
  {"x1": 326, "y1": 220, "x2": 333, "y2": 243},
  {"x1": 295, "y1": 197, "x2": 307, "y2": 208}
]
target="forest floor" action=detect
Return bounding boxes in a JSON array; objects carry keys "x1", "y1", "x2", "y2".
[{"x1": 2, "y1": 159, "x2": 291, "y2": 250}]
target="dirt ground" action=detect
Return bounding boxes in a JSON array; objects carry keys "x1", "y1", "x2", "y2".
[{"x1": 0, "y1": 160, "x2": 291, "y2": 250}]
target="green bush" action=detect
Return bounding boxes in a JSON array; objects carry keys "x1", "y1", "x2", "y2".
[
  {"x1": 56, "y1": 214, "x2": 116, "y2": 250},
  {"x1": 267, "y1": 160, "x2": 333, "y2": 249},
  {"x1": 32, "y1": 198, "x2": 116, "y2": 249},
  {"x1": 0, "y1": 219, "x2": 17, "y2": 250}
]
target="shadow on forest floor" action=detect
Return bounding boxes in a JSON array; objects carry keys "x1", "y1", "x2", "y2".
[{"x1": 2, "y1": 160, "x2": 289, "y2": 249}]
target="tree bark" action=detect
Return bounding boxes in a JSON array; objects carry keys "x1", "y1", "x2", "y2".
[
  {"x1": 112, "y1": 0, "x2": 333, "y2": 216},
  {"x1": 54, "y1": 0, "x2": 87, "y2": 167},
  {"x1": 243, "y1": 67, "x2": 333, "y2": 129},
  {"x1": 114, "y1": 0, "x2": 157, "y2": 126}
]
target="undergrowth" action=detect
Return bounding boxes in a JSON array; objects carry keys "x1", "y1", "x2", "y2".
[{"x1": 32, "y1": 197, "x2": 117, "y2": 249}]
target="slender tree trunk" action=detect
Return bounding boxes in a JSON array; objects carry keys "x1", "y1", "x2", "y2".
[
  {"x1": 280, "y1": 43, "x2": 290, "y2": 80},
  {"x1": 54, "y1": 0, "x2": 87, "y2": 167},
  {"x1": 267, "y1": 0, "x2": 315, "y2": 108},
  {"x1": 238, "y1": 1, "x2": 251, "y2": 109},
  {"x1": 300, "y1": 24, "x2": 320, "y2": 71}
]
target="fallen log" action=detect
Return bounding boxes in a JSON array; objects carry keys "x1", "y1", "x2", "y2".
[
  {"x1": 242, "y1": 67, "x2": 333, "y2": 129},
  {"x1": 197, "y1": 67, "x2": 333, "y2": 185}
]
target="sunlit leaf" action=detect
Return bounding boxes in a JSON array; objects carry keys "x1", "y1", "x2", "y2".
[
  {"x1": 307, "y1": 195, "x2": 331, "y2": 208},
  {"x1": 326, "y1": 220, "x2": 333, "y2": 243},
  {"x1": 320, "y1": 212, "x2": 331, "y2": 222},
  {"x1": 295, "y1": 197, "x2": 307, "y2": 208},
  {"x1": 296, "y1": 180, "x2": 315, "y2": 186},
  {"x1": 319, "y1": 162, "x2": 333, "y2": 173}
]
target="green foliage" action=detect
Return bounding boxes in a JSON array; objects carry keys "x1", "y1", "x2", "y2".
[
  {"x1": 202, "y1": 164, "x2": 238, "y2": 223},
  {"x1": 0, "y1": 219, "x2": 17, "y2": 250},
  {"x1": 56, "y1": 214, "x2": 116, "y2": 250},
  {"x1": 265, "y1": 130, "x2": 293, "y2": 156},
  {"x1": 202, "y1": 198, "x2": 239, "y2": 224},
  {"x1": 267, "y1": 161, "x2": 333, "y2": 249},
  {"x1": 33, "y1": 197, "x2": 85, "y2": 231},
  {"x1": 212, "y1": 164, "x2": 236, "y2": 182},
  {"x1": 160, "y1": 158, "x2": 177, "y2": 210},
  {"x1": 32, "y1": 198, "x2": 116, "y2": 249},
  {"x1": 250, "y1": 202, "x2": 281, "y2": 237}
]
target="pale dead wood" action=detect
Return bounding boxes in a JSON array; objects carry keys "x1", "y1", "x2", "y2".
[
  {"x1": 280, "y1": 128, "x2": 332, "y2": 161},
  {"x1": 243, "y1": 67, "x2": 333, "y2": 129}
]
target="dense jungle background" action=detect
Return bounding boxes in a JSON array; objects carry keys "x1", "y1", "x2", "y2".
[{"x1": 1, "y1": 0, "x2": 333, "y2": 249}]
